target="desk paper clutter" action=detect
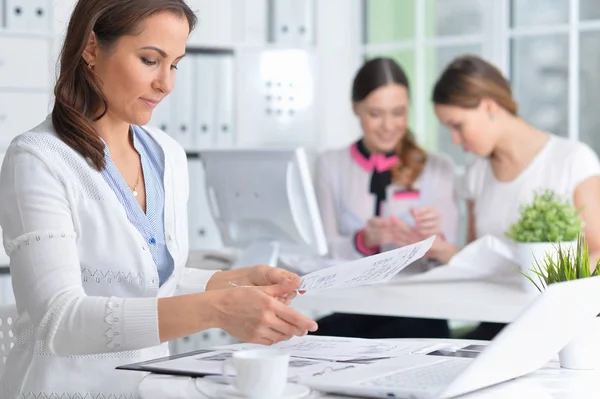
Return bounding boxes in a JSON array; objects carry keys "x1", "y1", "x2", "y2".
[
  {"x1": 214, "y1": 335, "x2": 437, "y2": 362},
  {"x1": 299, "y1": 235, "x2": 435, "y2": 292}
]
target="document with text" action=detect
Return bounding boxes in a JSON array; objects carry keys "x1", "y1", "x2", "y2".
[
  {"x1": 118, "y1": 335, "x2": 453, "y2": 378},
  {"x1": 139, "y1": 350, "x2": 365, "y2": 380},
  {"x1": 298, "y1": 235, "x2": 435, "y2": 292},
  {"x1": 214, "y1": 335, "x2": 438, "y2": 362}
]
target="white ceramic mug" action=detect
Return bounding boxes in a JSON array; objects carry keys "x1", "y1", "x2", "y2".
[{"x1": 221, "y1": 348, "x2": 290, "y2": 398}]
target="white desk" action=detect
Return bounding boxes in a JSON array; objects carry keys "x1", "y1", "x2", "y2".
[
  {"x1": 136, "y1": 339, "x2": 599, "y2": 399},
  {"x1": 292, "y1": 266, "x2": 539, "y2": 323}
]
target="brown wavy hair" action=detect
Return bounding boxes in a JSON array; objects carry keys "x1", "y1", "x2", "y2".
[
  {"x1": 432, "y1": 54, "x2": 518, "y2": 115},
  {"x1": 352, "y1": 57, "x2": 427, "y2": 189},
  {"x1": 52, "y1": 0, "x2": 197, "y2": 171}
]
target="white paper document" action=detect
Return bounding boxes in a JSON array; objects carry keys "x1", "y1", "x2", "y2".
[
  {"x1": 298, "y1": 236, "x2": 435, "y2": 292},
  {"x1": 396, "y1": 235, "x2": 522, "y2": 287},
  {"x1": 141, "y1": 349, "x2": 368, "y2": 381},
  {"x1": 448, "y1": 234, "x2": 519, "y2": 276},
  {"x1": 213, "y1": 335, "x2": 437, "y2": 362}
]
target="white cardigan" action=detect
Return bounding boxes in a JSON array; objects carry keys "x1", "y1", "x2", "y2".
[{"x1": 0, "y1": 117, "x2": 217, "y2": 398}]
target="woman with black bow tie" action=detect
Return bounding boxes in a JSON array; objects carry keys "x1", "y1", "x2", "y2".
[{"x1": 312, "y1": 58, "x2": 459, "y2": 339}]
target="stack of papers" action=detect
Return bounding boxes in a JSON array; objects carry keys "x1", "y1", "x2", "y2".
[
  {"x1": 136, "y1": 335, "x2": 448, "y2": 382},
  {"x1": 142, "y1": 349, "x2": 365, "y2": 382},
  {"x1": 213, "y1": 335, "x2": 438, "y2": 362}
]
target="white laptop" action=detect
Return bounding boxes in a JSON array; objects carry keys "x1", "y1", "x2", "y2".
[{"x1": 304, "y1": 276, "x2": 600, "y2": 399}]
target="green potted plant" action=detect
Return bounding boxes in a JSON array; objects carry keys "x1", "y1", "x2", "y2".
[
  {"x1": 522, "y1": 234, "x2": 600, "y2": 370},
  {"x1": 506, "y1": 189, "x2": 583, "y2": 292}
]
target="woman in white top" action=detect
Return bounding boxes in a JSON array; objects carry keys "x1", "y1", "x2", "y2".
[
  {"x1": 312, "y1": 57, "x2": 459, "y2": 339},
  {"x1": 0, "y1": 1, "x2": 317, "y2": 397},
  {"x1": 430, "y1": 54, "x2": 600, "y2": 339}
]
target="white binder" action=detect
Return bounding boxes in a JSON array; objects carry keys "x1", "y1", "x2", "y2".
[
  {"x1": 214, "y1": 55, "x2": 235, "y2": 148},
  {"x1": 5, "y1": 0, "x2": 51, "y2": 32},
  {"x1": 271, "y1": 0, "x2": 314, "y2": 46},
  {"x1": 147, "y1": 94, "x2": 172, "y2": 137},
  {"x1": 238, "y1": 0, "x2": 269, "y2": 44},
  {"x1": 0, "y1": 152, "x2": 8, "y2": 270},
  {"x1": 30, "y1": 0, "x2": 52, "y2": 32},
  {"x1": 187, "y1": 159, "x2": 223, "y2": 251},
  {"x1": 170, "y1": 58, "x2": 195, "y2": 150},
  {"x1": 193, "y1": 54, "x2": 218, "y2": 149}
]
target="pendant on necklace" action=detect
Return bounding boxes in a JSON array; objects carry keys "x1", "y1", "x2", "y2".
[{"x1": 133, "y1": 190, "x2": 138, "y2": 197}]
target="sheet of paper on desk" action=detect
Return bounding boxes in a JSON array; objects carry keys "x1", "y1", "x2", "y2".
[
  {"x1": 141, "y1": 350, "x2": 367, "y2": 381},
  {"x1": 213, "y1": 335, "x2": 437, "y2": 362},
  {"x1": 448, "y1": 235, "x2": 519, "y2": 276},
  {"x1": 298, "y1": 235, "x2": 435, "y2": 292}
]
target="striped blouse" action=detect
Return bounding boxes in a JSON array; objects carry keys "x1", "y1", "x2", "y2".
[{"x1": 101, "y1": 125, "x2": 174, "y2": 286}]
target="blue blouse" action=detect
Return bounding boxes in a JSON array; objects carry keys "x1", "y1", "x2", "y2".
[{"x1": 101, "y1": 125, "x2": 174, "y2": 286}]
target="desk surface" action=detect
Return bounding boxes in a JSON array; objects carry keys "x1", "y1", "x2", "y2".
[
  {"x1": 137, "y1": 339, "x2": 599, "y2": 399},
  {"x1": 292, "y1": 266, "x2": 539, "y2": 324}
]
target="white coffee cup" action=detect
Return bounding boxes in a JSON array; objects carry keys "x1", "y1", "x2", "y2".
[{"x1": 222, "y1": 348, "x2": 290, "y2": 398}]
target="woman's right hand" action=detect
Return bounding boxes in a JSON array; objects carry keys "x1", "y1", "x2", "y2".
[
  {"x1": 210, "y1": 283, "x2": 318, "y2": 345},
  {"x1": 410, "y1": 206, "x2": 441, "y2": 238}
]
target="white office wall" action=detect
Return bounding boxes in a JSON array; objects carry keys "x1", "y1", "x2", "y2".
[{"x1": 314, "y1": 0, "x2": 363, "y2": 152}]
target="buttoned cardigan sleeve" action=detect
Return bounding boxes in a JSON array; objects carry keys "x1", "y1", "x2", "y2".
[{"x1": 0, "y1": 145, "x2": 160, "y2": 356}]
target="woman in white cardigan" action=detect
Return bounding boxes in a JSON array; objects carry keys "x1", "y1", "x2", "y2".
[{"x1": 0, "y1": 1, "x2": 317, "y2": 397}]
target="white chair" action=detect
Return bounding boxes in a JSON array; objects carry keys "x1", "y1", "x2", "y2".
[{"x1": 0, "y1": 304, "x2": 18, "y2": 378}]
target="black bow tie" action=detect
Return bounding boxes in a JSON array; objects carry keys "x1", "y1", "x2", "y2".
[{"x1": 355, "y1": 139, "x2": 397, "y2": 216}]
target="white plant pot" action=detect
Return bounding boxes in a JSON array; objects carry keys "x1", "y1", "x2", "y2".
[
  {"x1": 559, "y1": 317, "x2": 600, "y2": 370},
  {"x1": 515, "y1": 241, "x2": 576, "y2": 293}
]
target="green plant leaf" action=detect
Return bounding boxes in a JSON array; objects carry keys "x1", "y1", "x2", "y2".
[
  {"x1": 520, "y1": 232, "x2": 597, "y2": 290},
  {"x1": 505, "y1": 189, "x2": 583, "y2": 243}
]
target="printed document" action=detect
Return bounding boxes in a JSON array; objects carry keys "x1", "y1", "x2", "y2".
[
  {"x1": 142, "y1": 350, "x2": 368, "y2": 381},
  {"x1": 298, "y1": 235, "x2": 435, "y2": 292},
  {"x1": 213, "y1": 335, "x2": 437, "y2": 362},
  {"x1": 119, "y1": 335, "x2": 456, "y2": 381}
]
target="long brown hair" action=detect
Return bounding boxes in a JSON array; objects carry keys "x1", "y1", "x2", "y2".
[
  {"x1": 352, "y1": 57, "x2": 427, "y2": 189},
  {"x1": 432, "y1": 54, "x2": 518, "y2": 115},
  {"x1": 52, "y1": 0, "x2": 197, "y2": 171}
]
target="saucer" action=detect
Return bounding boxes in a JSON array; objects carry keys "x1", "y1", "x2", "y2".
[{"x1": 218, "y1": 383, "x2": 311, "y2": 399}]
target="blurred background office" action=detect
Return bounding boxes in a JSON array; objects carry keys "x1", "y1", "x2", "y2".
[{"x1": 1, "y1": 0, "x2": 600, "y2": 353}]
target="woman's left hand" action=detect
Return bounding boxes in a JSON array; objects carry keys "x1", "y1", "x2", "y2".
[
  {"x1": 206, "y1": 266, "x2": 301, "y2": 305},
  {"x1": 411, "y1": 206, "x2": 441, "y2": 238}
]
